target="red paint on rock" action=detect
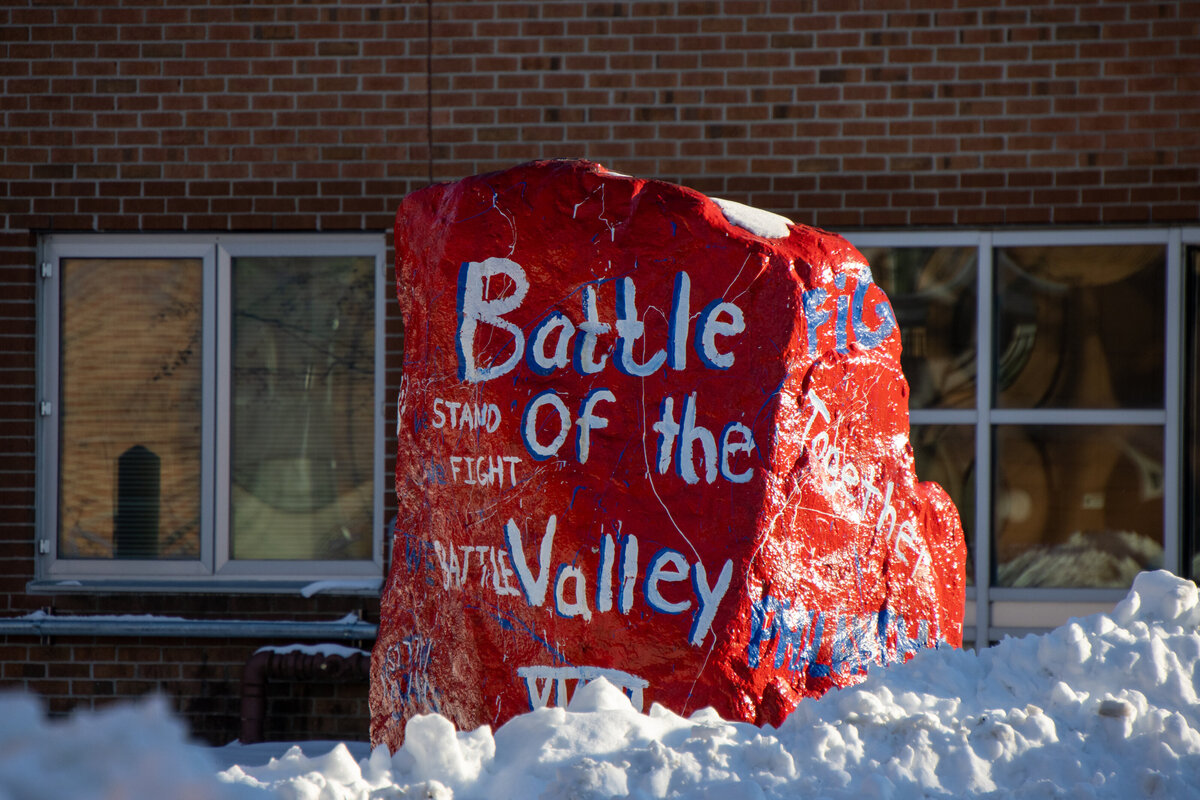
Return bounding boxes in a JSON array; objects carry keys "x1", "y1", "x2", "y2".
[{"x1": 370, "y1": 159, "x2": 966, "y2": 750}]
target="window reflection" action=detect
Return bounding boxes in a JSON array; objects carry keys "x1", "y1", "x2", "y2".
[
  {"x1": 994, "y1": 245, "x2": 1165, "y2": 409},
  {"x1": 231, "y1": 257, "x2": 375, "y2": 561},
  {"x1": 59, "y1": 259, "x2": 203, "y2": 560},
  {"x1": 993, "y1": 425, "x2": 1163, "y2": 588},
  {"x1": 860, "y1": 247, "x2": 977, "y2": 410},
  {"x1": 911, "y1": 424, "x2": 975, "y2": 585}
]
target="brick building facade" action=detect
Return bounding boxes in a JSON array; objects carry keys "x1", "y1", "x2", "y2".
[{"x1": 1, "y1": 0, "x2": 1198, "y2": 744}]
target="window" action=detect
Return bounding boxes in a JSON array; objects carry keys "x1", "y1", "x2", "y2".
[
  {"x1": 36, "y1": 235, "x2": 386, "y2": 589},
  {"x1": 850, "y1": 229, "x2": 1197, "y2": 641},
  {"x1": 989, "y1": 241, "x2": 1166, "y2": 589},
  {"x1": 1186, "y1": 243, "x2": 1200, "y2": 583}
]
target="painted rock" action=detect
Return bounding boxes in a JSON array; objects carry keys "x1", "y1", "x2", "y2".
[{"x1": 371, "y1": 159, "x2": 966, "y2": 750}]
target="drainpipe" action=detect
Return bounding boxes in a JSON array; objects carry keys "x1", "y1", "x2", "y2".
[
  {"x1": 239, "y1": 647, "x2": 371, "y2": 744},
  {"x1": 0, "y1": 614, "x2": 377, "y2": 640}
]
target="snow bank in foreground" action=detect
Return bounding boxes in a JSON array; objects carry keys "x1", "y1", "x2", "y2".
[
  {"x1": 4, "y1": 571, "x2": 1200, "y2": 799},
  {"x1": 226, "y1": 570, "x2": 1200, "y2": 799},
  {"x1": 0, "y1": 693, "x2": 260, "y2": 800}
]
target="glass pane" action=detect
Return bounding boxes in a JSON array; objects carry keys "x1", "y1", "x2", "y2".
[
  {"x1": 860, "y1": 247, "x2": 977, "y2": 410},
  {"x1": 1186, "y1": 246, "x2": 1200, "y2": 582},
  {"x1": 993, "y1": 425, "x2": 1163, "y2": 588},
  {"x1": 994, "y1": 245, "x2": 1165, "y2": 409},
  {"x1": 59, "y1": 259, "x2": 203, "y2": 559},
  {"x1": 231, "y1": 256, "x2": 375, "y2": 560},
  {"x1": 911, "y1": 424, "x2": 975, "y2": 585}
]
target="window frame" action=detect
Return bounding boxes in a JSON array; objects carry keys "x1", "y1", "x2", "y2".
[
  {"x1": 846, "y1": 227, "x2": 1197, "y2": 642},
  {"x1": 35, "y1": 233, "x2": 387, "y2": 592}
]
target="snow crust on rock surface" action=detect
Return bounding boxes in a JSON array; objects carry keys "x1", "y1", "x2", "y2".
[
  {"x1": 711, "y1": 197, "x2": 793, "y2": 238},
  {"x1": 5, "y1": 571, "x2": 1200, "y2": 799}
]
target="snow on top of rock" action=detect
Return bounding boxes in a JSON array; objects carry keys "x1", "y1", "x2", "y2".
[{"x1": 711, "y1": 197, "x2": 793, "y2": 239}]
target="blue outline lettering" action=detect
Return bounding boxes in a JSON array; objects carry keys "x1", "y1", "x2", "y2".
[
  {"x1": 527, "y1": 311, "x2": 575, "y2": 375},
  {"x1": 694, "y1": 299, "x2": 745, "y2": 370},
  {"x1": 643, "y1": 548, "x2": 691, "y2": 614},
  {"x1": 520, "y1": 390, "x2": 571, "y2": 461}
]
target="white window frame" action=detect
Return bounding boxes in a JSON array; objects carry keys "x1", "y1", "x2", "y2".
[
  {"x1": 34, "y1": 233, "x2": 387, "y2": 592},
  {"x1": 846, "y1": 227, "x2": 1197, "y2": 643}
]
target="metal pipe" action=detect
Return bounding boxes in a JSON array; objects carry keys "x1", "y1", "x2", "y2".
[{"x1": 0, "y1": 616, "x2": 378, "y2": 640}]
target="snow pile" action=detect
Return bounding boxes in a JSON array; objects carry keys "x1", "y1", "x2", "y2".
[
  {"x1": 0, "y1": 693, "x2": 260, "y2": 800},
  {"x1": 226, "y1": 570, "x2": 1200, "y2": 799},
  {"x1": 4, "y1": 570, "x2": 1200, "y2": 799}
]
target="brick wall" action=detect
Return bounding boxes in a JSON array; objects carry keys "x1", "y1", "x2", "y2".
[
  {"x1": 1, "y1": 0, "x2": 1198, "y2": 743},
  {"x1": 2, "y1": 635, "x2": 372, "y2": 745},
  {"x1": 416, "y1": 0, "x2": 1200, "y2": 227},
  {"x1": 8, "y1": 592, "x2": 377, "y2": 744}
]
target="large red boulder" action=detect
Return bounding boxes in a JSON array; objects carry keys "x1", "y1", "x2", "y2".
[{"x1": 371, "y1": 159, "x2": 965, "y2": 750}]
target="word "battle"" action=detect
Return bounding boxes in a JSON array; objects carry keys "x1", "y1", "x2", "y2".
[{"x1": 456, "y1": 257, "x2": 745, "y2": 383}]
